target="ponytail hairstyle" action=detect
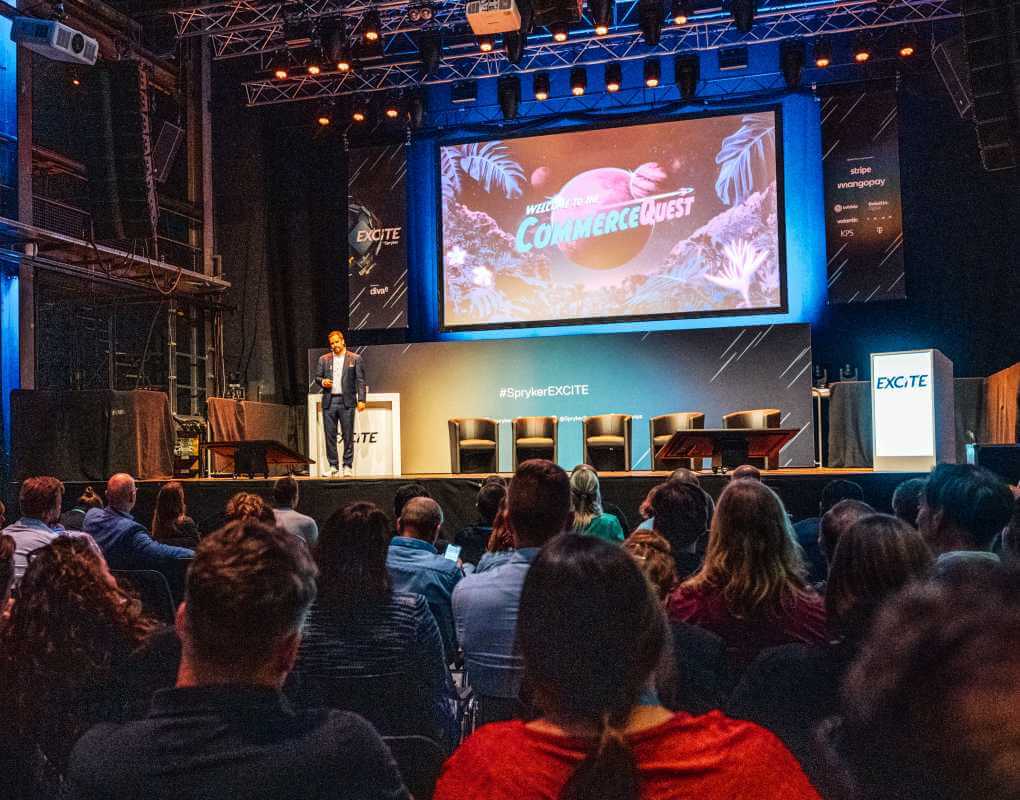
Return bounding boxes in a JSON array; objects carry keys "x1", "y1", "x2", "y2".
[
  {"x1": 518, "y1": 534, "x2": 667, "y2": 800},
  {"x1": 569, "y1": 465, "x2": 603, "y2": 532}
]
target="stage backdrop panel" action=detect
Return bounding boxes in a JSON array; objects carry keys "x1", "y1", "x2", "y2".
[
  {"x1": 822, "y1": 87, "x2": 905, "y2": 304},
  {"x1": 347, "y1": 144, "x2": 409, "y2": 331},
  {"x1": 310, "y1": 324, "x2": 814, "y2": 473}
]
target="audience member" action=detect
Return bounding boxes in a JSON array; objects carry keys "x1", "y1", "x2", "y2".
[
  {"x1": 475, "y1": 497, "x2": 515, "y2": 573},
  {"x1": 224, "y1": 491, "x2": 277, "y2": 525},
  {"x1": 641, "y1": 480, "x2": 712, "y2": 579},
  {"x1": 1002, "y1": 497, "x2": 1020, "y2": 565},
  {"x1": 569, "y1": 465, "x2": 624, "y2": 543},
  {"x1": 667, "y1": 479, "x2": 827, "y2": 668},
  {"x1": 84, "y1": 474, "x2": 193, "y2": 595},
  {"x1": 623, "y1": 529, "x2": 677, "y2": 599},
  {"x1": 891, "y1": 476, "x2": 927, "y2": 527},
  {"x1": 669, "y1": 467, "x2": 701, "y2": 485},
  {"x1": 453, "y1": 459, "x2": 571, "y2": 713},
  {"x1": 387, "y1": 496, "x2": 462, "y2": 659},
  {"x1": 67, "y1": 519, "x2": 408, "y2": 800},
  {"x1": 0, "y1": 498, "x2": 6, "y2": 528},
  {"x1": 0, "y1": 533, "x2": 15, "y2": 616},
  {"x1": 918, "y1": 463, "x2": 1013, "y2": 574},
  {"x1": 816, "y1": 499, "x2": 874, "y2": 592},
  {"x1": 292, "y1": 502, "x2": 457, "y2": 746},
  {"x1": 393, "y1": 482, "x2": 431, "y2": 520},
  {"x1": 728, "y1": 514, "x2": 932, "y2": 784},
  {"x1": 271, "y1": 475, "x2": 318, "y2": 547},
  {"x1": 151, "y1": 481, "x2": 201, "y2": 549},
  {"x1": 454, "y1": 480, "x2": 506, "y2": 566},
  {"x1": 729, "y1": 464, "x2": 761, "y2": 481},
  {"x1": 833, "y1": 567, "x2": 1020, "y2": 800},
  {"x1": 793, "y1": 480, "x2": 865, "y2": 584},
  {"x1": 437, "y1": 534, "x2": 820, "y2": 800},
  {"x1": 0, "y1": 536, "x2": 158, "y2": 793},
  {"x1": 7, "y1": 475, "x2": 65, "y2": 581},
  {"x1": 60, "y1": 485, "x2": 103, "y2": 531}
]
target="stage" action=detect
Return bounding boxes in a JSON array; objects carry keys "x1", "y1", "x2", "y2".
[{"x1": 46, "y1": 468, "x2": 922, "y2": 542}]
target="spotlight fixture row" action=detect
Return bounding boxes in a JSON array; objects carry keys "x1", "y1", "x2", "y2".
[{"x1": 532, "y1": 57, "x2": 697, "y2": 102}]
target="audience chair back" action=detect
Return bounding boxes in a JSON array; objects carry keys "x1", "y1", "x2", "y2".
[
  {"x1": 583, "y1": 414, "x2": 633, "y2": 471},
  {"x1": 111, "y1": 569, "x2": 175, "y2": 624},
  {"x1": 650, "y1": 412, "x2": 706, "y2": 470},
  {"x1": 448, "y1": 418, "x2": 500, "y2": 474},
  {"x1": 382, "y1": 735, "x2": 446, "y2": 800},
  {"x1": 512, "y1": 417, "x2": 558, "y2": 470}
]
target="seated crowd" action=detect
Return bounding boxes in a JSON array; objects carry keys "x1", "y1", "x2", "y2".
[{"x1": 0, "y1": 458, "x2": 1018, "y2": 800}]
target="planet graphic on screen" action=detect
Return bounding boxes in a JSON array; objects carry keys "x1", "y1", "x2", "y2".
[
  {"x1": 531, "y1": 166, "x2": 551, "y2": 188},
  {"x1": 550, "y1": 166, "x2": 660, "y2": 270}
]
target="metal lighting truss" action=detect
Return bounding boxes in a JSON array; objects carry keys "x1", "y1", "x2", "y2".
[{"x1": 170, "y1": 0, "x2": 959, "y2": 105}]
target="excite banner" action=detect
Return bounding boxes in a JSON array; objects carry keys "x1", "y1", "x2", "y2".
[
  {"x1": 822, "y1": 88, "x2": 905, "y2": 304},
  {"x1": 347, "y1": 144, "x2": 409, "y2": 330}
]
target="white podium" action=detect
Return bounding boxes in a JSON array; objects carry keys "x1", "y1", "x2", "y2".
[
  {"x1": 306, "y1": 393, "x2": 401, "y2": 477},
  {"x1": 871, "y1": 349, "x2": 955, "y2": 472}
]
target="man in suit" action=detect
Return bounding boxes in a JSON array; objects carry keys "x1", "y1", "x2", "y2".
[{"x1": 315, "y1": 330, "x2": 366, "y2": 478}]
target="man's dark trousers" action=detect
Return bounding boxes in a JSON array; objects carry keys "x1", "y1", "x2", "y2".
[{"x1": 323, "y1": 395, "x2": 355, "y2": 469}]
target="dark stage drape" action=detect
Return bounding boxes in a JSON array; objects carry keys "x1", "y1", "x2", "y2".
[
  {"x1": 828, "y1": 378, "x2": 987, "y2": 468},
  {"x1": 11, "y1": 390, "x2": 174, "y2": 481},
  {"x1": 207, "y1": 397, "x2": 303, "y2": 475}
]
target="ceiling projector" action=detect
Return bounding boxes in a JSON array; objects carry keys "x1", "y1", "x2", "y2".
[{"x1": 11, "y1": 16, "x2": 98, "y2": 65}]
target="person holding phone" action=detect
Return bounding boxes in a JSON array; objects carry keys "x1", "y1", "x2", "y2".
[{"x1": 385, "y1": 497, "x2": 463, "y2": 661}]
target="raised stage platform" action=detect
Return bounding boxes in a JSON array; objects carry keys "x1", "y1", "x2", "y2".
[{"x1": 48, "y1": 469, "x2": 922, "y2": 541}]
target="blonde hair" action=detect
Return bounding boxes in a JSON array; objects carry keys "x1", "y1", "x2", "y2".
[
  {"x1": 682, "y1": 479, "x2": 810, "y2": 618},
  {"x1": 570, "y1": 466, "x2": 603, "y2": 532}
]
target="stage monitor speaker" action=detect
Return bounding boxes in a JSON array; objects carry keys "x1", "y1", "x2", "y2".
[
  {"x1": 966, "y1": 443, "x2": 1020, "y2": 484},
  {"x1": 81, "y1": 61, "x2": 159, "y2": 241},
  {"x1": 934, "y1": 35, "x2": 974, "y2": 118},
  {"x1": 960, "y1": 0, "x2": 1019, "y2": 171}
]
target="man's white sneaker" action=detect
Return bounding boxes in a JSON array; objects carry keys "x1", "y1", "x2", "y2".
[
  {"x1": 342, "y1": 466, "x2": 354, "y2": 478},
  {"x1": 327, "y1": 467, "x2": 339, "y2": 478}
]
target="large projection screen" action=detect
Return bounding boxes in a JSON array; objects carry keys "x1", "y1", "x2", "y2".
[{"x1": 439, "y1": 108, "x2": 786, "y2": 330}]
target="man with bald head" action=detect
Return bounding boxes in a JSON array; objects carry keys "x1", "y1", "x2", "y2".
[
  {"x1": 84, "y1": 472, "x2": 194, "y2": 596},
  {"x1": 386, "y1": 496, "x2": 462, "y2": 659}
]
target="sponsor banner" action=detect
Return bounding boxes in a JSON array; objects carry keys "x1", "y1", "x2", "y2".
[
  {"x1": 821, "y1": 88, "x2": 906, "y2": 303},
  {"x1": 348, "y1": 144, "x2": 409, "y2": 330}
]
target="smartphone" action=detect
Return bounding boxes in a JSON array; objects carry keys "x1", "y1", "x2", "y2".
[{"x1": 444, "y1": 544, "x2": 462, "y2": 562}]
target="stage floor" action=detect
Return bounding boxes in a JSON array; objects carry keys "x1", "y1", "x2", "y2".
[{"x1": 48, "y1": 468, "x2": 921, "y2": 542}]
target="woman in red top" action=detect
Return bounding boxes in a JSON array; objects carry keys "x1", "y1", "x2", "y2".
[
  {"x1": 435, "y1": 534, "x2": 820, "y2": 800},
  {"x1": 666, "y1": 479, "x2": 827, "y2": 667}
]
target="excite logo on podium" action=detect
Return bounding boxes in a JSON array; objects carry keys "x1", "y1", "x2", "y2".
[{"x1": 871, "y1": 350, "x2": 955, "y2": 472}]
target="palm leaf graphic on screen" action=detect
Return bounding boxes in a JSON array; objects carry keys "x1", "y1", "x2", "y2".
[
  {"x1": 714, "y1": 113, "x2": 775, "y2": 206},
  {"x1": 441, "y1": 142, "x2": 524, "y2": 206}
]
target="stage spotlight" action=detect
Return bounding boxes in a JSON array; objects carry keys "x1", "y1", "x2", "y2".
[
  {"x1": 570, "y1": 67, "x2": 587, "y2": 96},
  {"x1": 898, "y1": 28, "x2": 918, "y2": 58},
  {"x1": 271, "y1": 55, "x2": 290, "y2": 80},
  {"x1": 478, "y1": 34, "x2": 495, "y2": 52},
  {"x1": 384, "y1": 95, "x2": 401, "y2": 119},
  {"x1": 351, "y1": 99, "x2": 368, "y2": 122},
  {"x1": 671, "y1": 0, "x2": 693, "y2": 25},
  {"x1": 813, "y1": 37, "x2": 832, "y2": 68},
  {"x1": 534, "y1": 71, "x2": 550, "y2": 100},
  {"x1": 504, "y1": 30, "x2": 526, "y2": 64},
  {"x1": 316, "y1": 104, "x2": 333, "y2": 126},
  {"x1": 638, "y1": 0, "x2": 662, "y2": 45},
  {"x1": 644, "y1": 57, "x2": 661, "y2": 87},
  {"x1": 730, "y1": 0, "x2": 755, "y2": 34},
  {"x1": 498, "y1": 74, "x2": 521, "y2": 119},
  {"x1": 853, "y1": 35, "x2": 872, "y2": 63},
  {"x1": 362, "y1": 8, "x2": 381, "y2": 43},
  {"x1": 418, "y1": 32, "x2": 441, "y2": 76},
  {"x1": 68, "y1": 66, "x2": 82, "y2": 87},
  {"x1": 306, "y1": 61, "x2": 321, "y2": 76},
  {"x1": 589, "y1": 0, "x2": 613, "y2": 35},
  {"x1": 550, "y1": 21, "x2": 569, "y2": 42},
  {"x1": 674, "y1": 52, "x2": 700, "y2": 100},
  {"x1": 780, "y1": 39, "x2": 804, "y2": 89},
  {"x1": 604, "y1": 62, "x2": 622, "y2": 92},
  {"x1": 322, "y1": 17, "x2": 351, "y2": 70}
]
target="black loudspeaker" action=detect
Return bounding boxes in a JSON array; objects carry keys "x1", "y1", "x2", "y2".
[
  {"x1": 81, "y1": 61, "x2": 159, "y2": 241},
  {"x1": 966, "y1": 444, "x2": 1020, "y2": 484},
  {"x1": 934, "y1": 34, "x2": 974, "y2": 118},
  {"x1": 960, "y1": 0, "x2": 1019, "y2": 171}
]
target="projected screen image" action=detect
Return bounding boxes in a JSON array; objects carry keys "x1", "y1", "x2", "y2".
[{"x1": 440, "y1": 109, "x2": 785, "y2": 329}]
